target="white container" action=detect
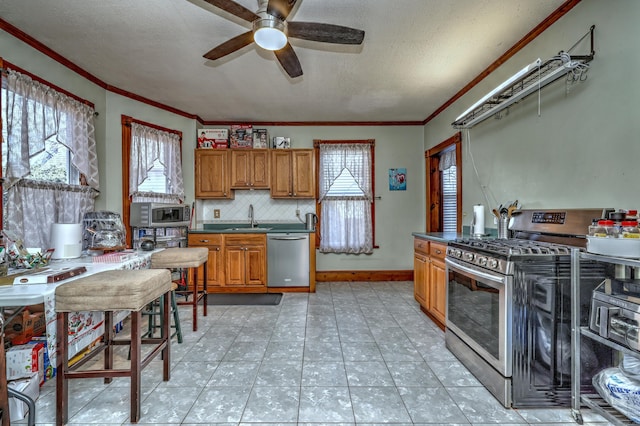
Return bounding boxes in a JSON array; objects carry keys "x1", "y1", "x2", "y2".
[
  {"x1": 586, "y1": 236, "x2": 640, "y2": 258},
  {"x1": 50, "y1": 223, "x2": 83, "y2": 259}
]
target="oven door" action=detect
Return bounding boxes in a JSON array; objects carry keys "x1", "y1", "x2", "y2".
[{"x1": 446, "y1": 257, "x2": 513, "y2": 377}]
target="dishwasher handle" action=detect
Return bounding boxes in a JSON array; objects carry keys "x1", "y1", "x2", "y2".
[{"x1": 268, "y1": 235, "x2": 307, "y2": 241}]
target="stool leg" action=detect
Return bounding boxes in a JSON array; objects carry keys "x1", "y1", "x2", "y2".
[
  {"x1": 162, "y1": 290, "x2": 171, "y2": 382},
  {"x1": 130, "y1": 311, "x2": 142, "y2": 423},
  {"x1": 56, "y1": 312, "x2": 69, "y2": 426},
  {"x1": 104, "y1": 311, "x2": 113, "y2": 384},
  {"x1": 202, "y1": 260, "x2": 208, "y2": 317},
  {"x1": 171, "y1": 291, "x2": 183, "y2": 343},
  {"x1": 191, "y1": 267, "x2": 198, "y2": 331}
]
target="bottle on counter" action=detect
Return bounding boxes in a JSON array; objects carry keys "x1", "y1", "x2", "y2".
[
  {"x1": 620, "y1": 220, "x2": 640, "y2": 239},
  {"x1": 589, "y1": 220, "x2": 619, "y2": 238}
]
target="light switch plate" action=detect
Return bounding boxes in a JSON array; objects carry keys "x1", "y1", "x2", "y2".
[{"x1": 214, "y1": 209, "x2": 220, "y2": 218}]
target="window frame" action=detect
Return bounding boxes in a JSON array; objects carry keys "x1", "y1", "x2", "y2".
[
  {"x1": 426, "y1": 132, "x2": 462, "y2": 233},
  {"x1": 313, "y1": 139, "x2": 376, "y2": 249},
  {"x1": 121, "y1": 115, "x2": 182, "y2": 247}
]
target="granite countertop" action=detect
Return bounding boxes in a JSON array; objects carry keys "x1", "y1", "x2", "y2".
[
  {"x1": 412, "y1": 228, "x2": 497, "y2": 243},
  {"x1": 189, "y1": 222, "x2": 313, "y2": 234}
]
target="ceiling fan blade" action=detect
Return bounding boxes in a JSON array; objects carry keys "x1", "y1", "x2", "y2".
[
  {"x1": 287, "y1": 21, "x2": 365, "y2": 45},
  {"x1": 267, "y1": 0, "x2": 298, "y2": 20},
  {"x1": 202, "y1": 0, "x2": 259, "y2": 22},
  {"x1": 274, "y1": 43, "x2": 303, "y2": 78},
  {"x1": 203, "y1": 31, "x2": 255, "y2": 60}
]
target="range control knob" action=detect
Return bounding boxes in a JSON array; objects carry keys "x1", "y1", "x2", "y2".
[
  {"x1": 454, "y1": 249, "x2": 462, "y2": 258},
  {"x1": 488, "y1": 258, "x2": 499, "y2": 269},
  {"x1": 477, "y1": 256, "x2": 487, "y2": 267},
  {"x1": 464, "y1": 252, "x2": 474, "y2": 261}
]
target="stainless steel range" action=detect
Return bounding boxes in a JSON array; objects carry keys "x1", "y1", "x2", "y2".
[{"x1": 445, "y1": 209, "x2": 614, "y2": 408}]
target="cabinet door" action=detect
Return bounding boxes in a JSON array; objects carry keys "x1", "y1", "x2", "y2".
[
  {"x1": 270, "y1": 150, "x2": 293, "y2": 198},
  {"x1": 230, "y1": 150, "x2": 251, "y2": 188},
  {"x1": 224, "y1": 245, "x2": 246, "y2": 286},
  {"x1": 292, "y1": 150, "x2": 315, "y2": 198},
  {"x1": 429, "y1": 258, "x2": 447, "y2": 326},
  {"x1": 195, "y1": 150, "x2": 232, "y2": 199},
  {"x1": 188, "y1": 234, "x2": 224, "y2": 289},
  {"x1": 413, "y1": 252, "x2": 428, "y2": 306},
  {"x1": 245, "y1": 245, "x2": 266, "y2": 286},
  {"x1": 249, "y1": 150, "x2": 270, "y2": 188}
]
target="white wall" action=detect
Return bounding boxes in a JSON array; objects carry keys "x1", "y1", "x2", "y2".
[
  {"x1": 424, "y1": 0, "x2": 640, "y2": 231},
  {"x1": 199, "y1": 125, "x2": 426, "y2": 271}
]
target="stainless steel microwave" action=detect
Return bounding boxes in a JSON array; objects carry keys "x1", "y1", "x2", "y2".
[{"x1": 130, "y1": 202, "x2": 190, "y2": 228}]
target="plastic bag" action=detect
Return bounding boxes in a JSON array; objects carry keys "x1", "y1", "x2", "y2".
[{"x1": 593, "y1": 367, "x2": 640, "y2": 423}]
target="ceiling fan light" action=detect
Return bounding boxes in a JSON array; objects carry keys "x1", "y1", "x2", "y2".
[{"x1": 253, "y1": 19, "x2": 287, "y2": 51}]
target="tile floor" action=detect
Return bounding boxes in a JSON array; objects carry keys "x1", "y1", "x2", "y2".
[{"x1": 17, "y1": 281, "x2": 608, "y2": 425}]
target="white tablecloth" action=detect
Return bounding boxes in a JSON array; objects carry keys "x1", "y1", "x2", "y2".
[{"x1": 0, "y1": 250, "x2": 159, "y2": 366}]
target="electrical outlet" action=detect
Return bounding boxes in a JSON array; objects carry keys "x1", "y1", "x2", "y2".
[
  {"x1": 214, "y1": 209, "x2": 220, "y2": 218},
  {"x1": 296, "y1": 209, "x2": 300, "y2": 217}
]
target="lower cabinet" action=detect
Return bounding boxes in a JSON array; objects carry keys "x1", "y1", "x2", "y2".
[
  {"x1": 413, "y1": 237, "x2": 447, "y2": 329},
  {"x1": 188, "y1": 233, "x2": 266, "y2": 292}
]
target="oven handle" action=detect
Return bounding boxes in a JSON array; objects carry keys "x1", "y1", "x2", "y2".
[{"x1": 445, "y1": 257, "x2": 507, "y2": 288}]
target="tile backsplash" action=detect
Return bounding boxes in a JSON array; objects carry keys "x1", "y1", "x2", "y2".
[{"x1": 194, "y1": 190, "x2": 315, "y2": 226}]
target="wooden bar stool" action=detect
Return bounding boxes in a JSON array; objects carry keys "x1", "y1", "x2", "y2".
[
  {"x1": 151, "y1": 247, "x2": 208, "y2": 332},
  {"x1": 55, "y1": 269, "x2": 172, "y2": 425}
]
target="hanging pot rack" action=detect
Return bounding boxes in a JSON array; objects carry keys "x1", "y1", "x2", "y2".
[{"x1": 452, "y1": 25, "x2": 595, "y2": 129}]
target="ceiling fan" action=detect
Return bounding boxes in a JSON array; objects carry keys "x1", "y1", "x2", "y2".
[{"x1": 202, "y1": 0, "x2": 365, "y2": 78}]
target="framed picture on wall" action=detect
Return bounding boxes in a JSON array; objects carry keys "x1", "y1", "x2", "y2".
[{"x1": 389, "y1": 168, "x2": 407, "y2": 191}]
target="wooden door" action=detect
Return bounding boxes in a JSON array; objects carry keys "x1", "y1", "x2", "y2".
[
  {"x1": 413, "y1": 252, "x2": 428, "y2": 306},
  {"x1": 250, "y1": 150, "x2": 270, "y2": 188},
  {"x1": 270, "y1": 150, "x2": 293, "y2": 198},
  {"x1": 195, "y1": 150, "x2": 231, "y2": 198},
  {"x1": 429, "y1": 258, "x2": 447, "y2": 325},
  {"x1": 230, "y1": 150, "x2": 251, "y2": 188},
  {"x1": 244, "y1": 245, "x2": 266, "y2": 286},
  {"x1": 292, "y1": 150, "x2": 315, "y2": 198}
]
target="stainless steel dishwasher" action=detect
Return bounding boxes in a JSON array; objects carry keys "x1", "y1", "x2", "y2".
[{"x1": 267, "y1": 233, "x2": 309, "y2": 287}]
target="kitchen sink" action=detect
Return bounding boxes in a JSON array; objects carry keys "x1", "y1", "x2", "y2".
[{"x1": 224, "y1": 227, "x2": 272, "y2": 232}]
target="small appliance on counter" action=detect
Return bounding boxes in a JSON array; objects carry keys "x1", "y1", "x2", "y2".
[
  {"x1": 82, "y1": 211, "x2": 126, "y2": 255},
  {"x1": 305, "y1": 213, "x2": 318, "y2": 231},
  {"x1": 50, "y1": 223, "x2": 83, "y2": 259}
]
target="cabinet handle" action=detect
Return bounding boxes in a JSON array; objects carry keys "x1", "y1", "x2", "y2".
[
  {"x1": 215, "y1": 247, "x2": 220, "y2": 251},
  {"x1": 200, "y1": 239, "x2": 209, "y2": 243},
  {"x1": 435, "y1": 249, "x2": 442, "y2": 254}
]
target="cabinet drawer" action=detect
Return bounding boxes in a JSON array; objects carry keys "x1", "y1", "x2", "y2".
[
  {"x1": 414, "y1": 238, "x2": 429, "y2": 255},
  {"x1": 224, "y1": 234, "x2": 266, "y2": 246},
  {"x1": 188, "y1": 233, "x2": 222, "y2": 247},
  {"x1": 429, "y1": 242, "x2": 447, "y2": 259}
]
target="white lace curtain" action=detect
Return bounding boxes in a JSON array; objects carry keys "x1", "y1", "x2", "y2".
[
  {"x1": 129, "y1": 122, "x2": 184, "y2": 202},
  {"x1": 439, "y1": 149, "x2": 456, "y2": 171},
  {"x1": 2, "y1": 69, "x2": 99, "y2": 249},
  {"x1": 318, "y1": 143, "x2": 373, "y2": 254}
]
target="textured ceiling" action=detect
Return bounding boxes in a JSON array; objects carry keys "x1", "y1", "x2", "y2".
[{"x1": 0, "y1": 0, "x2": 566, "y2": 123}]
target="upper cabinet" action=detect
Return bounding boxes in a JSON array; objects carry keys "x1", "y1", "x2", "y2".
[
  {"x1": 230, "y1": 149, "x2": 270, "y2": 189},
  {"x1": 195, "y1": 150, "x2": 232, "y2": 199},
  {"x1": 270, "y1": 149, "x2": 315, "y2": 199}
]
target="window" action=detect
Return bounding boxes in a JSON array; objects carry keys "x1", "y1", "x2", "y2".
[
  {"x1": 1, "y1": 66, "x2": 99, "y2": 249},
  {"x1": 315, "y1": 140, "x2": 374, "y2": 254},
  {"x1": 121, "y1": 116, "x2": 184, "y2": 245},
  {"x1": 427, "y1": 133, "x2": 462, "y2": 233}
]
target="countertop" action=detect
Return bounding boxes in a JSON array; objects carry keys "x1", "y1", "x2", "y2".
[
  {"x1": 412, "y1": 227, "x2": 498, "y2": 243},
  {"x1": 189, "y1": 222, "x2": 313, "y2": 234}
]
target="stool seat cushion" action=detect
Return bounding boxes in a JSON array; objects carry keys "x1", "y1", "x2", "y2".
[
  {"x1": 55, "y1": 269, "x2": 172, "y2": 312},
  {"x1": 151, "y1": 247, "x2": 208, "y2": 269}
]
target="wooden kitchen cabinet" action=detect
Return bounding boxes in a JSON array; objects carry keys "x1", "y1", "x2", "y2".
[
  {"x1": 195, "y1": 150, "x2": 232, "y2": 199},
  {"x1": 188, "y1": 233, "x2": 224, "y2": 289},
  {"x1": 413, "y1": 237, "x2": 447, "y2": 330},
  {"x1": 223, "y1": 234, "x2": 267, "y2": 289},
  {"x1": 230, "y1": 149, "x2": 269, "y2": 189},
  {"x1": 270, "y1": 149, "x2": 315, "y2": 198},
  {"x1": 428, "y1": 241, "x2": 447, "y2": 326}
]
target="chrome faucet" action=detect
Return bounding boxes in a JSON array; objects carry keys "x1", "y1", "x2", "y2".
[{"x1": 249, "y1": 204, "x2": 256, "y2": 228}]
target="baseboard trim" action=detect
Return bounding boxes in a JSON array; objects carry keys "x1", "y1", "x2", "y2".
[{"x1": 316, "y1": 270, "x2": 413, "y2": 282}]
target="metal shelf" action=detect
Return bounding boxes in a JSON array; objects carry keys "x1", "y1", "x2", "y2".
[
  {"x1": 581, "y1": 394, "x2": 635, "y2": 425},
  {"x1": 571, "y1": 249, "x2": 639, "y2": 425}
]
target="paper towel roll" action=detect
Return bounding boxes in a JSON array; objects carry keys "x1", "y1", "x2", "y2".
[
  {"x1": 50, "y1": 223, "x2": 83, "y2": 259},
  {"x1": 472, "y1": 204, "x2": 485, "y2": 236}
]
